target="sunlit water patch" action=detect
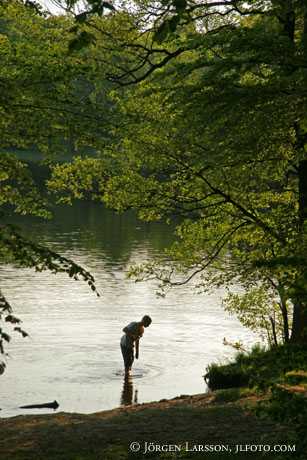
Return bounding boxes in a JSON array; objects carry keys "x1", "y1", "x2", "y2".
[{"x1": 0, "y1": 203, "x2": 260, "y2": 417}]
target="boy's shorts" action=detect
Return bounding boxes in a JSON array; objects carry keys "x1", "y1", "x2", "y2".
[{"x1": 121, "y1": 344, "x2": 134, "y2": 369}]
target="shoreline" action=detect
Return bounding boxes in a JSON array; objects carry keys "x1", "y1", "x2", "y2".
[
  {"x1": 0, "y1": 390, "x2": 292, "y2": 460},
  {"x1": 0, "y1": 391, "x2": 214, "y2": 420}
]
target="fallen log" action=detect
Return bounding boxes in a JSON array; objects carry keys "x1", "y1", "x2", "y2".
[{"x1": 19, "y1": 400, "x2": 59, "y2": 410}]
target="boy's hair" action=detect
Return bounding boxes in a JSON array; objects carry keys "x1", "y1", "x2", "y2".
[{"x1": 142, "y1": 315, "x2": 152, "y2": 326}]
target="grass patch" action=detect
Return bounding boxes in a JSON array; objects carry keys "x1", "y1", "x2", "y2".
[
  {"x1": 213, "y1": 387, "x2": 255, "y2": 403},
  {"x1": 204, "y1": 343, "x2": 307, "y2": 459},
  {"x1": 205, "y1": 343, "x2": 307, "y2": 391},
  {"x1": 284, "y1": 370, "x2": 307, "y2": 385}
]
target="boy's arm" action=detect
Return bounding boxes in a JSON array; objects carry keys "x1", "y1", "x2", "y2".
[
  {"x1": 135, "y1": 324, "x2": 144, "y2": 359},
  {"x1": 135, "y1": 338, "x2": 140, "y2": 359}
]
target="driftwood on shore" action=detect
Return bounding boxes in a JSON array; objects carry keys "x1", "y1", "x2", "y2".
[{"x1": 19, "y1": 400, "x2": 59, "y2": 410}]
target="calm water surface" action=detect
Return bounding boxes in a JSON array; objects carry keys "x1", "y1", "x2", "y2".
[{"x1": 0, "y1": 203, "x2": 259, "y2": 417}]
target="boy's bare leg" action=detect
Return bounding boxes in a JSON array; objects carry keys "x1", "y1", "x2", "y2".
[{"x1": 124, "y1": 366, "x2": 131, "y2": 377}]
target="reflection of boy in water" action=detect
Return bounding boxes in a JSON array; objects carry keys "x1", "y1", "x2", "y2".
[
  {"x1": 120, "y1": 315, "x2": 152, "y2": 376},
  {"x1": 120, "y1": 375, "x2": 138, "y2": 406}
]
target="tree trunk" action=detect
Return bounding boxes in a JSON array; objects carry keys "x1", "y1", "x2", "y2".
[
  {"x1": 298, "y1": 160, "x2": 307, "y2": 225},
  {"x1": 269, "y1": 315, "x2": 278, "y2": 346},
  {"x1": 289, "y1": 2, "x2": 307, "y2": 343},
  {"x1": 279, "y1": 300, "x2": 290, "y2": 342},
  {"x1": 290, "y1": 160, "x2": 307, "y2": 343},
  {"x1": 291, "y1": 302, "x2": 307, "y2": 343},
  {"x1": 277, "y1": 0, "x2": 295, "y2": 42},
  {"x1": 302, "y1": 1, "x2": 307, "y2": 53}
]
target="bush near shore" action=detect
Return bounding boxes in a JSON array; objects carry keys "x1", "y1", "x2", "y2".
[
  {"x1": 204, "y1": 344, "x2": 307, "y2": 391},
  {"x1": 205, "y1": 344, "x2": 307, "y2": 460}
]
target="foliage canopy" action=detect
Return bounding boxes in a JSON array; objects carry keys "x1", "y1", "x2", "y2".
[
  {"x1": 49, "y1": 0, "x2": 307, "y2": 344},
  {"x1": 0, "y1": 0, "x2": 105, "y2": 371},
  {"x1": 2, "y1": 0, "x2": 307, "y2": 376}
]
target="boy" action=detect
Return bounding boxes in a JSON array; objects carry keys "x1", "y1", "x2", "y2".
[{"x1": 120, "y1": 315, "x2": 152, "y2": 376}]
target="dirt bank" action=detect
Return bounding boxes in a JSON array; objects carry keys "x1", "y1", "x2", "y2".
[{"x1": 0, "y1": 392, "x2": 294, "y2": 460}]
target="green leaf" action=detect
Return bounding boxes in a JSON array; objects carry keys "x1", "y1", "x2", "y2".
[
  {"x1": 5, "y1": 315, "x2": 21, "y2": 324},
  {"x1": 0, "y1": 362, "x2": 6, "y2": 375},
  {"x1": 68, "y1": 31, "x2": 96, "y2": 53},
  {"x1": 102, "y1": 2, "x2": 116, "y2": 11},
  {"x1": 154, "y1": 21, "x2": 169, "y2": 44},
  {"x1": 14, "y1": 327, "x2": 29, "y2": 338},
  {"x1": 153, "y1": 16, "x2": 180, "y2": 43},
  {"x1": 1, "y1": 332, "x2": 11, "y2": 343},
  {"x1": 173, "y1": 0, "x2": 187, "y2": 12},
  {"x1": 75, "y1": 12, "x2": 88, "y2": 23},
  {"x1": 169, "y1": 15, "x2": 180, "y2": 32}
]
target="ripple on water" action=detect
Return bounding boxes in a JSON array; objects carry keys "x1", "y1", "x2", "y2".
[{"x1": 112, "y1": 363, "x2": 163, "y2": 380}]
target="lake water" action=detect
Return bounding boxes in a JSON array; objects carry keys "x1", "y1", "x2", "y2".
[{"x1": 0, "y1": 203, "x2": 259, "y2": 417}]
